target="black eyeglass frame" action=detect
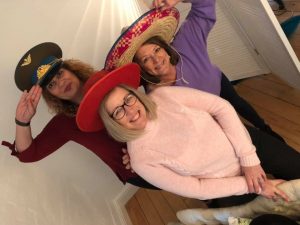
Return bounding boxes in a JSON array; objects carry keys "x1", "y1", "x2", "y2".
[{"x1": 110, "y1": 91, "x2": 138, "y2": 120}]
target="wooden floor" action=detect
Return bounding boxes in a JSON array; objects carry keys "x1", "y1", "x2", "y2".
[{"x1": 126, "y1": 1, "x2": 300, "y2": 225}]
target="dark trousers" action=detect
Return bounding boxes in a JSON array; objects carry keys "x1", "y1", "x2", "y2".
[
  {"x1": 220, "y1": 74, "x2": 267, "y2": 129},
  {"x1": 210, "y1": 125, "x2": 300, "y2": 207},
  {"x1": 127, "y1": 176, "x2": 160, "y2": 190},
  {"x1": 273, "y1": 0, "x2": 285, "y2": 9}
]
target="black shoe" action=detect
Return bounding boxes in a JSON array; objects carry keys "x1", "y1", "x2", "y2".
[{"x1": 263, "y1": 125, "x2": 286, "y2": 143}]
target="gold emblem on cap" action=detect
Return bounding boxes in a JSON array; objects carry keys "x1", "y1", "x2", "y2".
[
  {"x1": 21, "y1": 54, "x2": 31, "y2": 67},
  {"x1": 37, "y1": 64, "x2": 51, "y2": 80}
]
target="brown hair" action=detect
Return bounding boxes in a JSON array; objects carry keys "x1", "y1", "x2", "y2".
[
  {"x1": 133, "y1": 36, "x2": 179, "y2": 87},
  {"x1": 42, "y1": 59, "x2": 95, "y2": 117}
]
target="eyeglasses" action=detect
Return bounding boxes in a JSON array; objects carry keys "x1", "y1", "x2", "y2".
[{"x1": 110, "y1": 92, "x2": 137, "y2": 120}]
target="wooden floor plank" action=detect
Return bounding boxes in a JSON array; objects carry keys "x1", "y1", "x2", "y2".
[
  {"x1": 161, "y1": 191, "x2": 188, "y2": 212},
  {"x1": 135, "y1": 189, "x2": 165, "y2": 225},
  {"x1": 146, "y1": 189, "x2": 180, "y2": 224},
  {"x1": 237, "y1": 76, "x2": 300, "y2": 107},
  {"x1": 235, "y1": 85, "x2": 300, "y2": 124},
  {"x1": 183, "y1": 198, "x2": 207, "y2": 209},
  {"x1": 126, "y1": 197, "x2": 150, "y2": 225}
]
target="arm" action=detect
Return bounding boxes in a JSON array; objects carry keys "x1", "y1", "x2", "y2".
[
  {"x1": 152, "y1": 86, "x2": 266, "y2": 193},
  {"x1": 16, "y1": 114, "x2": 70, "y2": 162},
  {"x1": 172, "y1": 0, "x2": 217, "y2": 52},
  {"x1": 15, "y1": 85, "x2": 42, "y2": 152},
  {"x1": 133, "y1": 161, "x2": 249, "y2": 200},
  {"x1": 152, "y1": 86, "x2": 259, "y2": 166}
]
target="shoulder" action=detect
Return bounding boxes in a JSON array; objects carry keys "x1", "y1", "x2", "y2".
[
  {"x1": 149, "y1": 86, "x2": 199, "y2": 99},
  {"x1": 149, "y1": 86, "x2": 183, "y2": 97}
]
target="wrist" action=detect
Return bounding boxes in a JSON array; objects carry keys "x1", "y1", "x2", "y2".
[{"x1": 15, "y1": 118, "x2": 30, "y2": 127}]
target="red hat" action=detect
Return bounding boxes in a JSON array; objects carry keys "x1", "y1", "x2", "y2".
[
  {"x1": 104, "y1": 7, "x2": 179, "y2": 71},
  {"x1": 76, "y1": 63, "x2": 141, "y2": 132}
]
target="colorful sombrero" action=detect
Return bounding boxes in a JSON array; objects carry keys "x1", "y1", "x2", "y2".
[
  {"x1": 104, "y1": 7, "x2": 179, "y2": 71},
  {"x1": 15, "y1": 42, "x2": 63, "y2": 91},
  {"x1": 76, "y1": 63, "x2": 141, "y2": 132}
]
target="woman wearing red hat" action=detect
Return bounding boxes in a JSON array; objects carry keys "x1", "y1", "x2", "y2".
[
  {"x1": 76, "y1": 63, "x2": 300, "y2": 205},
  {"x1": 105, "y1": 0, "x2": 284, "y2": 143},
  {"x1": 2, "y1": 43, "x2": 157, "y2": 189}
]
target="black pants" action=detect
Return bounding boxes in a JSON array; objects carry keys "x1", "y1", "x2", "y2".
[
  {"x1": 273, "y1": 0, "x2": 285, "y2": 9},
  {"x1": 220, "y1": 74, "x2": 267, "y2": 129},
  {"x1": 210, "y1": 125, "x2": 300, "y2": 207},
  {"x1": 127, "y1": 176, "x2": 160, "y2": 190}
]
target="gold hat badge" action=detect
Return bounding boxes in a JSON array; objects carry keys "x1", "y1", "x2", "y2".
[{"x1": 21, "y1": 54, "x2": 31, "y2": 67}]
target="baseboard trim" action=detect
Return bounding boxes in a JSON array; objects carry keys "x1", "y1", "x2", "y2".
[{"x1": 110, "y1": 184, "x2": 139, "y2": 225}]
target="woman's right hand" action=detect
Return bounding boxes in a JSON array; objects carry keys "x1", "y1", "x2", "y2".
[
  {"x1": 152, "y1": 0, "x2": 182, "y2": 10},
  {"x1": 260, "y1": 179, "x2": 290, "y2": 202},
  {"x1": 122, "y1": 148, "x2": 135, "y2": 173},
  {"x1": 16, "y1": 85, "x2": 42, "y2": 123}
]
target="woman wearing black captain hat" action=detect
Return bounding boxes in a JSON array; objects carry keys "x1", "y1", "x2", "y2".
[{"x1": 2, "y1": 42, "x2": 158, "y2": 189}]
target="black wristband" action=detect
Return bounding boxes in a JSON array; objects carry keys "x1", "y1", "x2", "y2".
[{"x1": 15, "y1": 118, "x2": 30, "y2": 127}]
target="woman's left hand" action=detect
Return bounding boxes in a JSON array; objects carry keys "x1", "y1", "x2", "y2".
[{"x1": 242, "y1": 165, "x2": 267, "y2": 194}]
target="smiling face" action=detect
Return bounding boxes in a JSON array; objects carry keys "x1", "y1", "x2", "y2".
[
  {"x1": 135, "y1": 43, "x2": 173, "y2": 77},
  {"x1": 105, "y1": 87, "x2": 148, "y2": 130},
  {"x1": 46, "y1": 68, "x2": 83, "y2": 103}
]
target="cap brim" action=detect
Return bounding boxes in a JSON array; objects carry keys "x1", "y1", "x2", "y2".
[
  {"x1": 38, "y1": 59, "x2": 63, "y2": 87},
  {"x1": 76, "y1": 63, "x2": 141, "y2": 132},
  {"x1": 15, "y1": 42, "x2": 62, "y2": 91}
]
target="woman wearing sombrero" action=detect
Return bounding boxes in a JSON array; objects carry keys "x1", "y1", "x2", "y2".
[
  {"x1": 2, "y1": 42, "x2": 158, "y2": 190},
  {"x1": 105, "y1": 1, "x2": 284, "y2": 142}
]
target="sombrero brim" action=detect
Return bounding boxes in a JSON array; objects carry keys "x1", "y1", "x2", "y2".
[
  {"x1": 76, "y1": 63, "x2": 141, "y2": 132},
  {"x1": 15, "y1": 42, "x2": 62, "y2": 91},
  {"x1": 104, "y1": 7, "x2": 179, "y2": 71}
]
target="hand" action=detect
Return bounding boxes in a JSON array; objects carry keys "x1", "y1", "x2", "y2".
[
  {"x1": 242, "y1": 164, "x2": 267, "y2": 194},
  {"x1": 122, "y1": 148, "x2": 135, "y2": 173},
  {"x1": 260, "y1": 179, "x2": 290, "y2": 202},
  {"x1": 152, "y1": 0, "x2": 182, "y2": 10},
  {"x1": 15, "y1": 85, "x2": 42, "y2": 124}
]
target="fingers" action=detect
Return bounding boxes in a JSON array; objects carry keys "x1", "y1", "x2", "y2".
[
  {"x1": 245, "y1": 176, "x2": 255, "y2": 193},
  {"x1": 270, "y1": 189, "x2": 290, "y2": 202},
  {"x1": 28, "y1": 85, "x2": 42, "y2": 107},
  {"x1": 122, "y1": 148, "x2": 127, "y2": 154},
  {"x1": 253, "y1": 178, "x2": 261, "y2": 194},
  {"x1": 152, "y1": 0, "x2": 174, "y2": 10},
  {"x1": 122, "y1": 155, "x2": 130, "y2": 165}
]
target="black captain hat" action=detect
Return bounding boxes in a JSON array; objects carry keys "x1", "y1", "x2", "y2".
[{"x1": 14, "y1": 42, "x2": 63, "y2": 91}]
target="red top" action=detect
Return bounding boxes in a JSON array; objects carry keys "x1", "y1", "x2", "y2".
[{"x1": 2, "y1": 114, "x2": 137, "y2": 183}]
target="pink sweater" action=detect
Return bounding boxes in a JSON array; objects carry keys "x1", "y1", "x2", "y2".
[{"x1": 127, "y1": 87, "x2": 260, "y2": 200}]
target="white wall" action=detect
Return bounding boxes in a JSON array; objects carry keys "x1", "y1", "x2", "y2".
[
  {"x1": 1, "y1": 0, "x2": 299, "y2": 224},
  {"x1": 0, "y1": 0, "x2": 146, "y2": 225}
]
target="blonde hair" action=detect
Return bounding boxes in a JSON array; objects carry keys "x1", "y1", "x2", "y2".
[
  {"x1": 99, "y1": 84, "x2": 157, "y2": 142},
  {"x1": 42, "y1": 59, "x2": 95, "y2": 117}
]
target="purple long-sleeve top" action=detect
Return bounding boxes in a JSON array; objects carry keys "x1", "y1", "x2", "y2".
[{"x1": 172, "y1": 0, "x2": 222, "y2": 95}]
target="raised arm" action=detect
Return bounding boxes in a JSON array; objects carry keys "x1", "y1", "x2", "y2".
[
  {"x1": 15, "y1": 85, "x2": 42, "y2": 152},
  {"x1": 172, "y1": 0, "x2": 217, "y2": 51}
]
